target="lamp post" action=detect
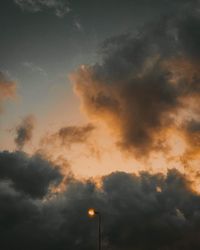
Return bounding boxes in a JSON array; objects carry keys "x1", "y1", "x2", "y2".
[{"x1": 88, "y1": 208, "x2": 101, "y2": 250}]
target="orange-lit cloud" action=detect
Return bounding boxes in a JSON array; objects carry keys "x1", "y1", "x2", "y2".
[
  {"x1": 0, "y1": 71, "x2": 16, "y2": 113},
  {"x1": 69, "y1": 14, "x2": 200, "y2": 184}
]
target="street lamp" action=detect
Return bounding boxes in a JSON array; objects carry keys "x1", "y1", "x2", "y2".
[{"x1": 88, "y1": 208, "x2": 101, "y2": 250}]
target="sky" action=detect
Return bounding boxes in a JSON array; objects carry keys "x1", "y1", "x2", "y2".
[{"x1": 1, "y1": 0, "x2": 200, "y2": 249}]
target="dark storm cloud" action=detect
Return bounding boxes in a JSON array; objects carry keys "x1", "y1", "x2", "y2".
[
  {"x1": 0, "y1": 151, "x2": 62, "y2": 198},
  {"x1": 1, "y1": 167, "x2": 200, "y2": 250},
  {"x1": 0, "y1": 71, "x2": 16, "y2": 113},
  {"x1": 15, "y1": 115, "x2": 35, "y2": 149},
  {"x1": 71, "y1": 0, "x2": 200, "y2": 157},
  {"x1": 14, "y1": 0, "x2": 71, "y2": 17},
  {"x1": 177, "y1": 12, "x2": 200, "y2": 60}
]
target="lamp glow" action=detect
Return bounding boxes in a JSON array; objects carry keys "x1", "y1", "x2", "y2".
[
  {"x1": 87, "y1": 208, "x2": 101, "y2": 250},
  {"x1": 88, "y1": 208, "x2": 95, "y2": 217}
]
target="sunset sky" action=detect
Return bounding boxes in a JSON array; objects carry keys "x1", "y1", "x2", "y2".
[{"x1": 1, "y1": 0, "x2": 200, "y2": 249}]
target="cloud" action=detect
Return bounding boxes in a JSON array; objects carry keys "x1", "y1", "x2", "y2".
[
  {"x1": 39, "y1": 123, "x2": 101, "y2": 161},
  {"x1": 73, "y1": 17, "x2": 83, "y2": 31},
  {"x1": 1, "y1": 166, "x2": 200, "y2": 249},
  {"x1": 14, "y1": 0, "x2": 71, "y2": 17},
  {"x1": 70, "y1": 1, "x2": 200, "y2": 158},
  {"x1": 56, "y1": 123, "x2": 95, "y2": 146},
  {"x1": 41, "y1": 123, "x2": 95, "y2": 149},
  {"x1": 0, "y1": 71, "x2": 16, "y2": 113},
  {"x1": 22, "y1": 62, "x2": 47, "y2": 77},
  {"x1": 15, "y1": 115, "x2": 36, "y2": 150},
  {"x1": 0, "y1": 151, "x2": 62, "y2": 198}
]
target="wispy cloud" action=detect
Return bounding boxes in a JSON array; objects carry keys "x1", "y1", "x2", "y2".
[
  {"x1": 14, "y1": 0, "x2": 71, "y2": 17},
  {"x1": 42, "y1": 123, "x2": 95, "y2": 148},
  {"x1": 22, "y1": 62, "x2": 47, "y2": 77},
  {"x1": 73, "y1": 17, "x2": 83, "y2": 31}
]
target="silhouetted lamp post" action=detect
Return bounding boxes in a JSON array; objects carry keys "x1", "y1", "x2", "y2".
[{"x1": 88, "y1": 208, "x2": 101, "y2": 250}]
